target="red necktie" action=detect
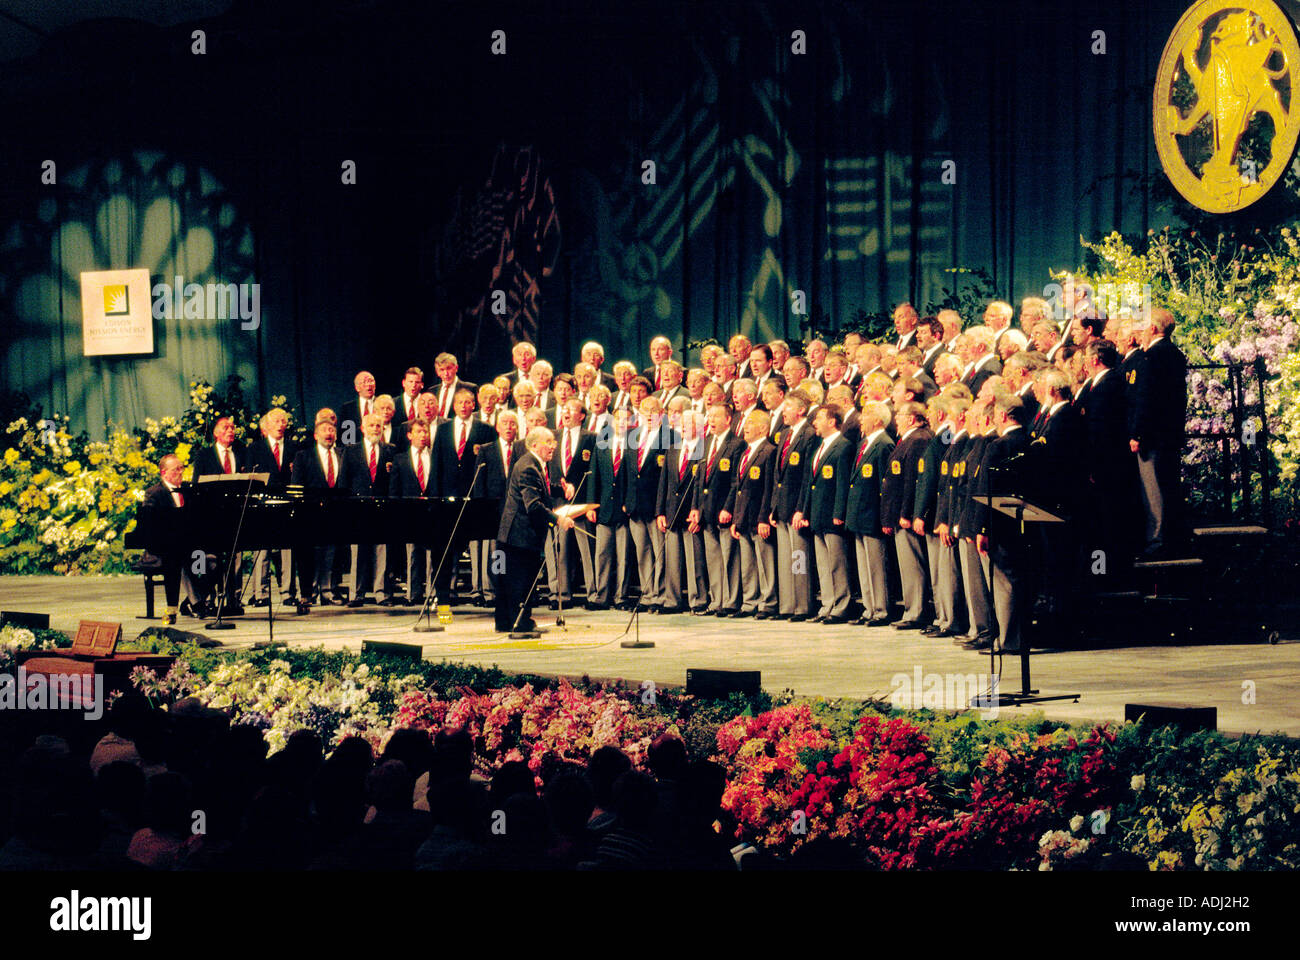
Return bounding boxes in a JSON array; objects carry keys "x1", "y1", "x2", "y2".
[
  {"x1": 363, "y1": 400, "x2": 370, "y2": 418},
  {"x1": 855, "y1": 438, "x2": 870, "y2": 468},
  {"x1": 416, "y1": 455, "x2": 425, "y2": 491},
  {"x1": 655, "y1": 367, "x2": 662, "y2": 390},
  {"x1": 272, "y1": 441, "x2": 281, "y2": 468},
  {"x1": 679, "y1": 444, "x2": 691, "y2": 480},
  {"x1": 738, "y1": 446, "x2": 752, "y2": 478},
  {"x1": 443, "y1": 387, "x2": 453, "y2": 418},
  {"x1": 326, "y1": 451, "x2": 335, "y2": 487},
  {"x1": 504, "y1": 443, "x2": 512, "y2": 477},
  {"x1": 368, "y1": 443, "x2": 377, "y2": 482},
  {"x1": 781, "y1": 431, "x2": 793, "y2": 465},
  {"x1": 457, "y1": 423, "x2": 466, "y2": 459},
  {"x1": 174, "y1": 488, "x2": 184, "y2": 508},
  {"x1": 222, "y1": 449, "x2": 233, "y2": 474},
  {"x1": 613, "y1": 443, "x2": 623, "y2": 474},
  {"x1": 706, "y1": 437, "x2": 719, "y2": 475},
  {"x1": 563, "y1": 431, "x2": 572, "y2": 473}
]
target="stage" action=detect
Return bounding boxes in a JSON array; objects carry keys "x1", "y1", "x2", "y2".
[{"x1": 4, "y1": 574, "x2": 1298, "y2": 737}]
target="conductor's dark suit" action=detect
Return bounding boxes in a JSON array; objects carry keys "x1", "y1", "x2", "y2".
[{"x1": 495, "y1": 452, "x2": 560, "y2": 631}]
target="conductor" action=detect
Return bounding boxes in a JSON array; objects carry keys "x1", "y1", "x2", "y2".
[{"x1": 495, "y1": 427, "x2": 576, "y2": 632}]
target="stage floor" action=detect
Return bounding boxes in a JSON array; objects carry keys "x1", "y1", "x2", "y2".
[{"x1": 4, "y1": 575, "x2": 1299, "y2": 737}]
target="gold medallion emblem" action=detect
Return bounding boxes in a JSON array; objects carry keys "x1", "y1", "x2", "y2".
[
  {"x1": 789, "y1": 452, "x2": 800, "y2": 466},
  {"x1": 1154, "y1": 0, "x2": 1300, "y2": 212},
  {"x1": 749, "y1": 466, "x2": 761, "y2": 480},
  {"x1": 822, "y1": 464, "x2": 833, "y2": 479},
  {"x1": 863, "y1": 464, "x2": 872, "y2": 478},
  {"x1": 941, "y1": 461, "x2": 949, "y2": 476},
  {"x1": 657, "y1": 454, "x2": 665, "y2": 467},
  {"x1": 720, "y1": 458, "x2": 730, "y2": 471},
  {"x1": 891, "y1": 460, "x2": 901, "y2": 475}
]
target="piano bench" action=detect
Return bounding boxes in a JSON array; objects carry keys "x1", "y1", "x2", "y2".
[{"x1": 128, "y1": 554, "x2": 163, "y2": 620}]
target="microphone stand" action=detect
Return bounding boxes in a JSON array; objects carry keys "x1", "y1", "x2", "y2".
[
  {"x1": 415, "y1": 460, "x2": 486, "y2": 633},
  {"x1": 205, "y1": 472, "x2": 264, "y2": 631}
]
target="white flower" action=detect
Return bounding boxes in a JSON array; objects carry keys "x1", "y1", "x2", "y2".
[
  {"x1": 1069, "y1": 815, "x2": 1085, "y2": 834},
  {"x1": 1130, "y1": 774, "x2": 1146, "y2": 792}
]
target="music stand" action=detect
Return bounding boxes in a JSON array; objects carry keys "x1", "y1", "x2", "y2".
[
  {"x1": 972, "y1": 492, "x2": 1080, "y2": 707},
  {"x1": 195, "y1": 472, "x2": 270, "y2": 630}
]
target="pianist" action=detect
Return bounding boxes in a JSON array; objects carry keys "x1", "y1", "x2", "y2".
[{"x1": 135, "y1": 454, "x2": 199, "y2": 626}]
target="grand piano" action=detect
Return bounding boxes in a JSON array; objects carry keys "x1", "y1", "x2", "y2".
[{"x1": 124, "y1": 482, "x2": 501, "y2": 599}]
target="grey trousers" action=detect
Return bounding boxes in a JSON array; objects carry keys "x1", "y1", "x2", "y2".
[
  {"x1": 628, "y1": 518, "x2": 665, "y2": 607},
  {"x1": 853, "y1": 534, "x2": 889, "y2": 620},
  {"x1": 925, "y1": 533, "x2": 945, "y2": 627},
  {"x1": 662, "y1": 528, "x2": 689, "y2": 610},
  {"x1": 592, "y1": 523, "x2": 632, "y2": 606},
  {"x1": 959, "y1": 538, "x2": 994, "y2": 640},
  {"x1": 737, "y1": 531, "x2": 778, "y2": 613},
  {"x1": 686, "y1": 530, "x2": 709, "y2": 608},
  {"x1": 1137, "y1": 445, "x2": 1180, "y2": 551},
  {"x1": 251, "y1": 549, "x2": 294, "y2": 601},
  {"x1": 405, "y1": 543, "x2": 432, "y2": 602},
  {"x1": 814, "y1": 531, "x2": 851, "y2": 618},
  {"x1": 702, "y1": 526, "x2": 740, "y2": 612},
  {"x1": 991, "y1": 555, "x2": 1027, "y2": 653},
  {"x1": 470, "y1": 539, "x2": 494, "y2": 600},
  {"x1": 775, "y1": 523, "x2": 814, "y2": 616},
  {"x1": 894, "y1": 529, "x2": 929, "y2": 622},
  {"x1": 937, "y1": 539, "x2": 966, "y2": 632},
  {"x1": 350, "y1": 543, "x2": 389, "y2": 601},
  {"x1": 548, "y1": 522, "x2": 595, "y2": 602}
]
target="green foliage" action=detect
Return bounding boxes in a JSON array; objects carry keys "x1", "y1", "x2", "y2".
[{"x1": 925, "y1": 266, "x2": 1000, "y2": 323}]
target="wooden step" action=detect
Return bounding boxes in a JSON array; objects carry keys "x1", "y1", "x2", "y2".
[
  {"x1": 1193, "y1": 524, "x2": 1268, "y2": 537},
  {"x1": 1132, "y1": 557, "x2": 1205, "y2": 571}
]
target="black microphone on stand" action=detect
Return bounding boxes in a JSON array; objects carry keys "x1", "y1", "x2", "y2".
[{"x1": 414, "y1": 460, "x2": 486, "y2": 633}]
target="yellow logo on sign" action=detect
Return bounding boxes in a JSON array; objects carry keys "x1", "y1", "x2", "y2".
[
  {"x1": 103, "y1": 284, "x2": 129, "y2": 315},
  {"x1": 1154, "y1": 0, "x2": 1300, "y2": 212}
]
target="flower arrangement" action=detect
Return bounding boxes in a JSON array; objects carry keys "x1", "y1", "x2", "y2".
[
  {"x1": 105, "y1": 638, "x2": 1300, "y2": 870},
  {"x1": 0, "y1": 379, "x2": 306, "y2": 573}
]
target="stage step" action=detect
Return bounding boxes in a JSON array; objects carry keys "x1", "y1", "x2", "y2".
[
  {"x1": 1132, "y1": 557, "x2": 1205, "y2": 571},
  {"x1": 1193, "y1": 524, "x2": 1268, "y2": 537}
]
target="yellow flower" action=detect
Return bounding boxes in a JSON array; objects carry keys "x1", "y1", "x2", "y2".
[
  {"x1": 2, "y1": 448, "x2": 17, "y2": 465},
  {"x1": 63, "y1": 461, "x2": 81, "y2": 474},
  {"x1": 1, "y1": 518, "x2": 15, "y2": 531},
  {"x1": 175, "y1": 443, "x2": 192, "y2": 462}
]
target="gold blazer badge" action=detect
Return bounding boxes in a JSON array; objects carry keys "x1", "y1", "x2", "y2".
[{"x1": 1154, "y1": 0, "x2": 1300, "y2": 212}]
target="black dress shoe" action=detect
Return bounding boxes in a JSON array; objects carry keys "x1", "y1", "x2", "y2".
[
  {"x1": 962, "y1": 639, "x2": 994, "y2": 651},
  {"x1": 936, "y1": 628, "x2": 962, "y2": 638},
  {"x1": 691, "y1": 607, "x2": 709, "y2": 616},
  {"x1": 921, "y1": 625, "x2": 944, "y2": 637},
  {"x1": 283, "y1": 597, "x2": 299, "y2": 607},
  {"x1": 825, "y1": 615, "x2": 851, "y2": 624},
  {"x1": 250, "y1": 597, "x2": 269, "y2": 608},
  {"x1": 867, "y1": 617, "x2": 891, "y2": 626},
  {"x1": 295, "y1": 602, "x2": 312, "y2": 616},
  {"x1": 754, "y1": 612, "x2": 771, "y2": 620},
  {"x1": 893, "y1": 620, "x2": 924, "y2": 630},
  {"x1": 379, "y1": 597, "x2": 403, "y2": 607},
  {"x1": 347, "y1": 599, "x2": 365, "y2": 608}
]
